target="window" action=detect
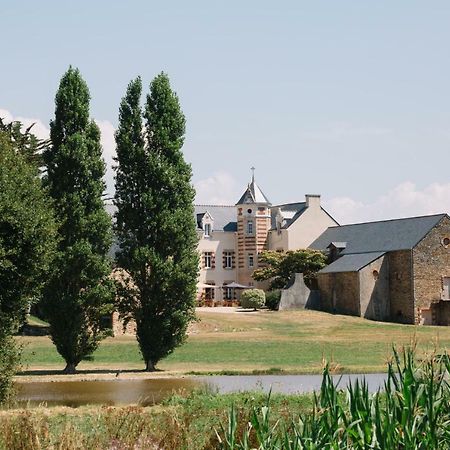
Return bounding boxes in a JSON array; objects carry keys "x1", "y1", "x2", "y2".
[
  {"x1": 204, "y1": 223, "x2": 211, "y2": 237},
  {"x1": 248, "y1": 254, "x2": 254, "y2": 268},
  {"x1": 443, "y1": 237, "x2": 450, "y2": 247},
  {"x1": 247, "y1": 220, "x2": 254, "y2": 235},
  {"x1": 204, "y1": 252, "x2": 212, "y2": 269},
  {"x1": 205, "y1": 282, "x2": 215, "y2": 300},
  {"x1": 223, "y1": 251, "x2": 233, "y2": 269},
  {"x1": 225, "y1": 287, "x2": 234, "y2": 300}
]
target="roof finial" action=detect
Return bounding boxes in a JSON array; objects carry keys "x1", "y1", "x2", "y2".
[{"x1": 251, "y1": 166, "x2": 255, "y2": 183}]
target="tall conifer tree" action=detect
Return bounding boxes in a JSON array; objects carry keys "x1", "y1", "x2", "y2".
[
  {"x1": 43, "y1": 67, "x2": 115, "y2": 374},
  {"x1": 114, "y1": 74, "x2": 198, "y2": 371}
]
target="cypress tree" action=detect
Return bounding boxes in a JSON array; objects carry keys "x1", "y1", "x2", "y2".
[
  {"x1": 114, "y1": 73, "x2": 198, "y2": 371},
  {"x1": 42, "y1": 67, "x2": 115, "y2": 374}
]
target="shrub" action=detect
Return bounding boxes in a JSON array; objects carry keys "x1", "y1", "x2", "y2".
[
  {"x1": 265, "y1": 290, "x2": 281, "y2": 310},
  {"x1": 0, "y1": 334, "x2": 20, "y2": 404},
  {"x1": 240, "y1": 289, "x2": 265, "y2": 310}
]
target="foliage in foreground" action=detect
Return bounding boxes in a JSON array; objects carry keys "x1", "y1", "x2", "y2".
[
  {"x1": 42, "y1": 67, "x2": 115, "y2": 373},
  {"x1": 253, "y1": 250, "x2": 326, "y2": 290},
  {"x1": 114, "y1": 74, "x2": 198, "y2": 371},
  {"x1": 240, "y1": 289, "x2": 266, "y2": 310},
  {"x1": 218, "y1": 348, "x2": 450, "y2": 449},
  {"x1": 0, "y1": 391, "x2": 311, "y2": 450},
  {"x1": 0, "y1": 128, "x2": 57, "y2": 402}
]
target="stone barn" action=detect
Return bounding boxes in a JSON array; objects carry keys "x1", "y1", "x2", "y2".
[{"x1": 310, "y1": 214, "x2": 450, "y2": 325}]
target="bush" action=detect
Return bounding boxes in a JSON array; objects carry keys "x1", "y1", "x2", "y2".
[
  {"x1": 240, "y1": 289, "x2": 265, "y2": 310},
  {"x1": 0, "y1": 334, "x2": 20, "y2": 404},
  {"x1": 265, "y1": 290, "x2": 281, "y2": 310}
]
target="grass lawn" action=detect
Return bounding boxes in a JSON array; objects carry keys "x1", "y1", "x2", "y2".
[{"x1": 16, "y1": 309, "x2": 450, "y2": 375}]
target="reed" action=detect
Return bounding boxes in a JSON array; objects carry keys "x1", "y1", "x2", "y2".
[{"x1": 217, "y1": 347, "x2": 450, "y2": 449}]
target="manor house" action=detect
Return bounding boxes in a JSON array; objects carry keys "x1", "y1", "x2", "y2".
[{"x1": 195, "y1": 175, "x2": 338, "y2": 302}]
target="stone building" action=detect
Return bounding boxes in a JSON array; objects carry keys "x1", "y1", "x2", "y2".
[
  {"x1": 195, "y1": 175, "x2": 338, "y2": 301},
  {"x1": 310, "y1": 214, "x2": 450, "y2": 325}
]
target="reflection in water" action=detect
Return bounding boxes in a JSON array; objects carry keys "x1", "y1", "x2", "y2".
[
  {"x1": 15, "y1": 373, "x2": 387, "y2": 408},
  {"x1": 16, "y1": 378, "x2": 204, "y2": 407}
]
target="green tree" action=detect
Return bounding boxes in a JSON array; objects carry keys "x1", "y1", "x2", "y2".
[
  {"x1": 253, "y1": 249, "x2": 326, "y2": 290},
  {"x1": 0, "y1": 131, "x2": 57, "y2": 401},
  {"x1": 42, "y1": 67, "x2": 115, "y2": 374},
  {"x1": 114, "y1": 73, "x2": 198, "y2": 371},
  {"x1": 0, "y1": 117, "x2": 49, "y2": 169}
]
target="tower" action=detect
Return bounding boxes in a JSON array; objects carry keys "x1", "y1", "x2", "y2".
[{"x1": 235, "y1": 169, "x2": 271, "y2": 286}]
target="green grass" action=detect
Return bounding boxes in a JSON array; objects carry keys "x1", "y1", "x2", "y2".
[
  {"x1": 17, "y1": 309, "x2": 450, "y2": 374},
  {"x1": 26, "y1": 315, "x2": 49, "y2": 327}
]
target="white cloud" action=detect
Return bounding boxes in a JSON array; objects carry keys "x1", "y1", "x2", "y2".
[
  {"x1": 324, "y1": 181, "x2": 450, "y2": 225},
  {"x1": 0, "y1": 108, "x2": 117, "y2": 196},
  {"x1": 94, "y1": 119, "x2": 116, "y2": 197},
  {"x1": 194, "y1": 171, "x2": 241, "y2": 205},
  {"x1": 0, "y1": 108, "x2": 50, "y2": 140}
]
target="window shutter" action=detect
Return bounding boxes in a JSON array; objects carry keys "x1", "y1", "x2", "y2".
[
  {"x1": 223, "y1": 253, "x2": 226, "y2": 269},
  {"x1": 201, "y1": 253, "x2": 205, "y2": 269},
  {"x1": 211, "y1": 252, "x2": 216, "y2": 269},
  {"x1": 232, "y1": 252, "x2": 236, "y2": 269}
]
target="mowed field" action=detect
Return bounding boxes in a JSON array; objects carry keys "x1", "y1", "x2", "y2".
[{"x1": 17, "y1": 309, "x2": 450, "y2": 376}]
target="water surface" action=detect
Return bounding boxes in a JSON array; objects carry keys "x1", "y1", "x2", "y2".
[{"x1": 16, "y1": 373, "x2": 387, "y2": 407}]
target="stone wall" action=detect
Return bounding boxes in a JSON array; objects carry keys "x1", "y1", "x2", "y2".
[
  {"x1": 111, "y1": 311, "x2": 136, "y2": 336},
  {"x1": 387, "y1": 250, "x2": 414, "y2": 323},
  {"x1": 279, "y1": 273, "x2": 321, "y2": 310},
  {"x1": 317, "y1": 271, "x2": 360, "y2": 316},
  {"x1": 413, "y1": 216, "x2": 450, "y2": 323},
  {"x1": 359, "y1": 255, "x2": 390, "y2": 321}
]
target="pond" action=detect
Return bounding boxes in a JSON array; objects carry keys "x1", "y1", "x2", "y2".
[{"x1": 15, "y1": 373, "x2": 387, "y2": 407}]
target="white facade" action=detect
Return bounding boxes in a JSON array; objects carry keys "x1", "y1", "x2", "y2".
[{"x1": 195, "y1": 183, "x2": 339, "y2": 301}]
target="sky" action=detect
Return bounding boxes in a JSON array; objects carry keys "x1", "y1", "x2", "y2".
[{"x1": 1, "y1": 1, "x2": 450, "y2": 224}]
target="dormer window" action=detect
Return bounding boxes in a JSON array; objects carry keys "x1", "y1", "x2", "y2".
[{"x1": 204, "y1": 223, "x2": 211, "y2": 237}]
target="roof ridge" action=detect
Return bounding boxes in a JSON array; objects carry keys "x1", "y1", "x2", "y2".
[
  {"x1": 195, "y1": 204, "x2": 235, "y2": 208},
  {"x1": 327, "y1": 213, "x2": 447, "y2": 229},
  {"x1": 273, "y1": 201, "x2": 306, "y2": 208}
]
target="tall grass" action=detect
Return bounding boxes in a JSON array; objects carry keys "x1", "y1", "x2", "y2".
[{"x1": 217, "y1": 347, "x2": 450, "y2": 449}]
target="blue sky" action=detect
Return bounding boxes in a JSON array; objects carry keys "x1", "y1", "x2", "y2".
[{"x1": 2, "y1": 1, "x2": 450, "y2": 223}]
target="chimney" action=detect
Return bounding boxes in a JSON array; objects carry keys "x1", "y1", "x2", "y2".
[{"x1": 305, "y1": 194, "x2": 321, "y2": 209}]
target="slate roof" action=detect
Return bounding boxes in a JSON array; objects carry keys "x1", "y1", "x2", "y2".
[
  {"x1": 195, "y1": 205, "x2": 237, "y2": 232},
  {"x1": 105, "y1": 202, "x2": 237, "y2": 233},
  {"x1": 236, "y1": 179, "x2": 271, "y2": 205},
  {"x1": 311, "y1": 213, "x2": 447, "y2": 255},
  {"x1": 270, "y1": 202, "x2": 307, "y2": 229},
  {"x1": 319, "y1": 252, "x2": 386, "y2": 274}
]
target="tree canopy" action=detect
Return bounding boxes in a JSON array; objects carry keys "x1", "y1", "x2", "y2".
[
  {"x1": 42, "y1": 67, "x2": 115, "y2": 374},
  {"x1": 0, "y1": 128, "x2": 57, "y2": 401},
  {"x1": 253, "y1": 249, "x2": 327, "y2": 290},
  {"x1": 114, "y1": 73, "x2": 198, "y2": 371}
]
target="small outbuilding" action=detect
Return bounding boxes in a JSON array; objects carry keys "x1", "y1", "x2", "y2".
[{"x1": 310, "y1": 214, "x2": 450, "y2": 325}]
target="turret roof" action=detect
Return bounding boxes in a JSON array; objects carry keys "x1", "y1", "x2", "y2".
[{"x1": 236, "y1": 178, "x2": 271, "y2": 206}]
